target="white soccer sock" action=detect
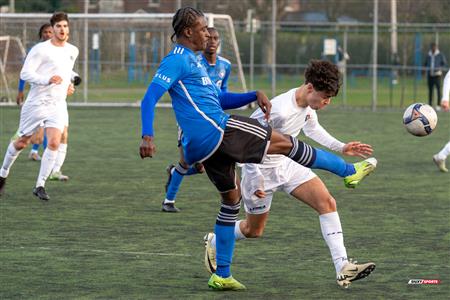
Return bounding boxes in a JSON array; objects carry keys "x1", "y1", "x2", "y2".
[
  {"x1": 52, "y1": 143, "x2": 67, "y2": 173},
  {"x1": 36, "y1": 148, "x2": 58, "y2": 187},
  {"x1": 437, "y1": 142, "x2": 450, "y2": 160},
  {"x1": 0, "y1": 142, "x2": 22, "y2": 178},
  {"x1": 211, "y1": 220, "x2": 246, "y2": 248},
  {"x1": 319, "y1": 211, "x2": 348, "y2": 274}
]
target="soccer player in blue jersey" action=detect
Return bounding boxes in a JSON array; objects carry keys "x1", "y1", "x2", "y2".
[
  {"x1": 16, "y1": 23, "x2": 53, "y2": 162},
  {"x1": 140, "y1": 7, "x2": 374, "y2": 291},
  {"x1": 162, "y1": 27, "x2": 231, "y2": 213}
]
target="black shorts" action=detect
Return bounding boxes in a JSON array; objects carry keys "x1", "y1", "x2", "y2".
[{"x1": 203, "y1": 115, "x2": 272, "y2": 193}]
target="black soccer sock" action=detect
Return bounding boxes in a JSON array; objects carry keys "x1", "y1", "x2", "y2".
[{"x1": 287, "y1": 136, "x2": 316, "y2": 168}]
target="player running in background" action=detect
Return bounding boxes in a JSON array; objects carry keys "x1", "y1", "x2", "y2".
[
  {"x1": 433, "y1": 69, "x2": 450, "y2": 172},
  {"x1": 162, "y1": 27, "x2": 231, "y2": 213},
  {"x1": 204, "y1": 60, "x2": 376, "y2": 289},
  {"x1": 140, "y1": 7, "x2": 374, "y2": 291},
  {"x1": 0, "y1": 12, "x2": 78, "y2": 200},
  {"x1": 15, "y1": 23, "x2": 53, "y2": 161}
]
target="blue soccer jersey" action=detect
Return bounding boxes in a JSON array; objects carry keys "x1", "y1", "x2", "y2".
[
  {"x1": 150, "y1": 45, "x2": 229, "y2": 164},
  {"x1": 198, "y1": 54, "x2": 231, "y2": 92}
]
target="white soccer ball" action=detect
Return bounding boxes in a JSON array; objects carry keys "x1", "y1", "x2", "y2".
[{"x1": 402, "y1": 103, "x2": 438, "y2": 136}]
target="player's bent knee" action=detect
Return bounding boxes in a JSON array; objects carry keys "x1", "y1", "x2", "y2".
[{"x1": 319, "y1": 195, "x2": 337, "y2": 213}]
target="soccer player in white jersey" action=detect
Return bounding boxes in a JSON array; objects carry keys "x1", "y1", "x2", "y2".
[
  {"x1": 433, "y1": 69, "x2": 450, "y2": 172},
  {"x1": 0, "y1": 12, "x2": 78, "y2": 200},
  {"x1": 204, "y1": 60, "x2": 376, "y2": 288}
]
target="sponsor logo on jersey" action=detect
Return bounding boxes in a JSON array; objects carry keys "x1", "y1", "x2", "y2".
[
  {"x1": 201, "y1": 76, "x2": 212, "y2": 85},
  {"x1": 219, "y1": 69, "x2": 226, "y2": 79},
  {"x1": 154, "y1": 73, "x2": 171, "y2": 84}
]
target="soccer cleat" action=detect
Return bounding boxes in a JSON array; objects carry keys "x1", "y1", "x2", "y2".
[
  {"x1": 28, "y1": 151, "x2": 42, "y2": 161},
  {"x1": 49, "y1": 171, "x2": 69, "y2": 181},
  {"x1": 161, "y1": 201, "x2": 180, "y2": 213},
  {"x1": 0, "y1": 176, "x2": 6, "y2": 196},
  {"x1": 208, "y1": 273, "x2": 246, "y2": 291},
  {"x1": 33, "y1": 186, "x2": 50, "y2": 201},
  {"x1": 204, "y1": 232, "x2": 217, "y2": 274},
  {"x1": 164, "y1": 164, "x2": 175, "y2": 192},
  {"x1": 344, "y1": 157, "x2": 377, "y2": 188},
  {"x1": 433, "y1": 155, "x2": 448, "y2": 172},
  {"x1": 336, "y1": 260, "x2": 376, "y2": 288}
]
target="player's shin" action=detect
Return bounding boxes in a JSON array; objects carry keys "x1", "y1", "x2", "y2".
[
  {"x1": 215, "y1": 201, "x2": 240, "y2": 278},
  {"x1": 288, "y1": 137, "x2": 355, "y2": 177},
  {"x1": 319, "y1": 211, "x2": 348, "y2": 274},
  {"x1": 0, "y1": 142, "x2": 23, "y2": 178},
  {"x1": 36, "y1": 148, "x2": 58, "y2": 187}
]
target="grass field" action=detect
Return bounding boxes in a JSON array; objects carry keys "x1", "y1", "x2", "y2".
[{"x1": 0, "y1": 106, "x2": 449, "y2": 299}]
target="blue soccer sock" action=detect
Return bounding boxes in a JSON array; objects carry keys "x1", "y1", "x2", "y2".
[
  {"x1": 165, "y1": 166, "x2": 185, "y2": 201},
  {"x1": 43, "y1": 134, "x2": 48, "y2": 149},
  {"x1": 311, "y1": 148, "x2": 356, "y2": 177},
  {"x1": 31, "y1": 144, "x2": 40, "y2": 152},
  {"x1": 288, "y1": 137, "x2": 355, "y2": 178},
  {"x1": 215, "y1": 201, "x2": 240, "y2": 278}
]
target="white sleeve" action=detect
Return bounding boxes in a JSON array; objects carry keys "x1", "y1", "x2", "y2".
[
  {"x1": 302, "y1": 112, "x2": 345, "y2": 152},
  {"x1": 20, "y1": 46, "x2": 51, "y2": 86},
  {"x1": 442, "y1": 70, "x2": 450, "y2": 102}
]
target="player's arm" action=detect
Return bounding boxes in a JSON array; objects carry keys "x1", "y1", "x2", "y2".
[
  {"x1": 219, "y1": 90, "x2": 271, "y2": 119},
  {"x1": 20, "y1": 46, "x2": 61, "y2": 85},
  {"x1": 140, "y1": 54, "x2": 184, "y2": 159},
  {"x1": 302, "y1": 113, "x2": 372, "y2": 158}
]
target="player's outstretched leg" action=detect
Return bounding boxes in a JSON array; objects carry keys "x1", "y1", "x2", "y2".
[
  {"x1": 343, "y1": 158, "x2": 377, "y2": 188},
  {"x1": 336, "y1": 260, "x2": 376, "y2": 288}
]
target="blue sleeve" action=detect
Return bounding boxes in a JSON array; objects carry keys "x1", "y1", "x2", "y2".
[
  {"x1": 141, "y1": 82, "x2": 167, "y2": 137},
  {"x1": 219, "y1": 91, "x2": 257, "y2": 110},
  {"x1": 18, "y1": 78, "x2": 26, "y2": 92},
  {"x1": 151, "y1": 54, "x2": 186, "y2": 90},
  {"x1": 220, "y1": 63, "x2": 231, "y2": 93}
]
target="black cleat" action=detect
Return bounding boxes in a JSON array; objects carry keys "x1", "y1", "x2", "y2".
[
  {"x1": 0, "y1": 176, "x2": 6, "y2": 196},
  {"x1": 161, "y1": 202, "x2": 180, "y2": 213},
  {"x1": 33, "y1": 186, "x2": 50, "y2": 201},
  {"x1": 164, "y1": 164, "x2": 175, "y2": 192}
]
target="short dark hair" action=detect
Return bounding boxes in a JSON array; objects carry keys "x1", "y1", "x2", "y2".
[
  {"x1": 50, "y1": 12, "x2": 69, "y2": 27},
  {"x1": 304, "y1": 60, "x2": 340, "y2": 97},
  {"x1": 171, "y1": 7, "x2": 204, "y2": 42},
  {"x1": 38, "y1": 23, "x2": 51, "y2": 39}
]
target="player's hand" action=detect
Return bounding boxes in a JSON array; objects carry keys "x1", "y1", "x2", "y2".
[
  {"x1": 342, "y1": 141, "x2": 373, "y2": 158},
  {"x1": 254, "y1": 189, "x2": 266, "y2": 199},
  {"x1": 255, "y1": 90, "x2": 271, "y2": 121},
  {"x1": 67, "y1": 83, "x2": 75, "y2": 96},
  {"x1": 49, "y1": 75, "x2": 63, "y2": 85},
  {"x1": 16, "y1": 91, "x2": 24, "y2": 106},
  {"x1": 140, "y1": 135, "x2": 156, "y2": 159},
  {"x1": 441, "y1": 101, "x2": 449, "y2": 111}
]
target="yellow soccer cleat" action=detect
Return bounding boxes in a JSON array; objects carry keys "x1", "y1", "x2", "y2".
[
  {"x1": 208, "y1": 273, "x2": 246, "y2": 291},
  {"x1": 344, "y1": 158, "x2": 377, "y2": 188}
]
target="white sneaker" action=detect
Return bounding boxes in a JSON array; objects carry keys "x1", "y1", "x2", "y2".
[
  {"x1": 433, "y1": 154, "x2": 448, "y2": 172},
  {"x1": 28, "y1": 151, "x2": 41, "y2": 161},
  {"x1": 204, "y1": 232, "x2": 216, "y2": 274},
  {"x1": 336, "y1": 260, "x2": 376, "y2": 288},
  {"x1": 49, "y1": 171, "x2": 70, "y2": 181}
]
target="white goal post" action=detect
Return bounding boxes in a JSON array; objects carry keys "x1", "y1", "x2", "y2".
[
  {"x1": 0, "y1": 36, "x2": 26, "y2": 103},
  {"x1": 0, "y1": 13, "x2": 247, "y2": 107}
]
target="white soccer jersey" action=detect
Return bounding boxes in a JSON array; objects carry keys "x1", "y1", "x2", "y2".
[
  {"x1": 250, "y1": 88, "x2": 345, "y2": 168},
  {"x1": 20, "y1": 39, "x2": 79, "y2": 105}
]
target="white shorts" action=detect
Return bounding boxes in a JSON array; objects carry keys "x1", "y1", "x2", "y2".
[
  {"x1": 241, "y1": 158, "x2": 316, "y2": 215},
  {"x1": 18, "y1": 101, "x2": 68, "y2": 137}
]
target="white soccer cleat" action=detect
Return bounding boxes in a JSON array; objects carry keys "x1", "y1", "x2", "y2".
[
  {"x1": 336, "y1": 260, "x2": 376, "y2": 288},
  {"x1": 433, "y1": 154, "x2": 448, "y2": 172},
  {"x1": 204, "y1": 232, "x2": 216, "y2": 274}
]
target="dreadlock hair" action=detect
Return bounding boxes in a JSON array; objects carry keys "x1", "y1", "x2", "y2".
[
  {"x1": 171, "y1": 7, "x2": 204, "y2": 42},
  {"x1": 38, "y1": 23, "x2": 52, "y2": 40},
  {"x1": 304, "y1": 60, "x2": 341, "y2": 97},
  {"x1": 50, "y1": 12, "x2": 69, "y2": 27}
]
